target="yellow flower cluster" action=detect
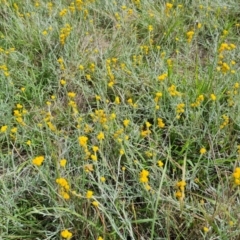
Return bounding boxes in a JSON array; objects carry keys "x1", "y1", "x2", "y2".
[
  {"x1": 191, "y1": 94, "x2": 204, "y2": 107},
  {"x1": 176, "y1": 103, "x2": 185, "y2": 118},
  {"x1": 141, "y1": 122, "x2": 152, "y2": 137},
  {"x1": 200, "y1": 147, "x2": 207, "y2": 155},
  {"x1": 220, "y1": 114, "x2": 229, "y2": 129},
  {"x1": 106, "y1": 59, "x2": 116, "y2": 87},
  {"x1": 86, "y1": 190, "x2": 94, "y2": 199},
  {"x1": 140, "y1": 45, "x2": 149, "y2": 55},
  {"x1": 91, "y1": 109, "x2": 107, "y2": 124},
  {"x1": 165, "y1": 3, "x2": 173, "y2": 16},
  {"x1": 158, "y1": 73, "x2": 167, "y2": 81},
  {"x1": 78, "y1": 136, "x2": 88, "y2": 147},
  {"x1": 56, "y1": 178, "x2": 70, "y2": 200},
  {"x1": 58, "y1": 57, "x2": 65, "y2": 70},
  {"x1": 139, "y1": 169, "x2": 149, "y2": 183},
  {"x1": 132, "y1": 54, "x2": 143, "y2": 66},
  {"x1": 186, "y1": 31, "x2": 194, "y2": 43},
  {"x1": 44, "y1": 112, "x2": 57, "y2": 132},
  {"x1": 61, "y1": 229, "x2": 72, "y2": 239},
  {"x1": 227, "y1": 82, "x2": 239, "y2": 106},
  {"x1": 13, "y1": 105, "x2": 27, "y2": 126},
  {"x1": 59, "y1": 8, "x2": 68, "y2": 17},
  {"x1": 97, "y1": 132, "x2": 104, "y2": 141},
  {"x1": 168, "y1": 84, "x2": 181, "y2": 96},
  {"x1": 219, "y1": 62, "x2": 230, "y2": 73},
  {"x1": 176, "y1": 103, "x2": 185, "y2": 114},
  {"x1": 123, "y1": 119, "x2": 130, "y2": 127},
  {"x1": 127, "y1": 98, "x2": 138, "y2": 108},
  {"x1": 218, "y1": 43, "x2": 236, "y2": 53},
  {"x1": 56, "y1": 178, "x2": 70, "y2": 190},
  {"x1": 0, "y1": 125, "x2": 7, "y2": 133},
  {"x1": 210, "y1": 94, "x2": 216, "y2": 101},
  {"x1": 217, "y1": 43, "x2": 236, "y2": 73},
  {"x1": 157, "y1": 118, "x2": 165, "y2": 128},
  {"x1": 154, "y1": 92, "x2": 162, "y2": 103},
  {"x1": 32, "y1": 156, "x2": 45, "y2": 166},
  {"x1": 60, "y1": 24, "x2": 72, "y2": 45},
  {"x1": 232, "y1": 167, "x2": 240, "y2": 185},
  {"x1": 175, "y1": 180, "x2": 186, "y2": 200}
]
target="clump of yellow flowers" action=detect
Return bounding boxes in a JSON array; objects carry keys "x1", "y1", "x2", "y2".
[
  {"x1": 175, "y1": 180, "x2": 186, "y2": 200},
  {"x1": 139, "y1": 169, "x2": 149, "y2": 183},
  {"x1": 61, "y1": 229, "x2": 72, "y2": 239},
  {"x1": 232, "y1": 167, "x2": 240, "y2": 185},
  {"x1": 32, "y1": 156, "x2": 45, "y2": 166}
]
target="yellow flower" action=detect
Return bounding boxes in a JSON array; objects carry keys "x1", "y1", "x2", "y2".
[
  {"x1": 119, "y1": 149, "x2": 124, "y2": 155},
  {"x1": 157, "y1": 118, "x2": 165, "y2": 128},
  {"x1": 203, "y1": 227, "x2": 209, "y2": 233},
  {"x1": 42, "y1": 30, "x2": 48, "y2": 35},
  {"x1": 176, "y1": 180, "x2": 186, "y2": 191},
  {"x1": 115, "y1": 96, "x2": 120, "y2": 104},
  {"x1": 92, "y1": 146, "x2": 99, "y2": 152},
  {"x1": 16, "y1": 103, "x2": 23, "y2": 109},
  {"x1": 11, "y1": 127, "x2": 18, "y2": 133},
  {"x1": 139, "y1": 169, "x2": 149, "y2": 183},
  {"x1": 79, "y1": 64, "x2": 84, "y2": 70},
  {"x1": 210, "y1": 94, "x2": 216, "y2": 101},
  {"x1": 32, "y1": 156, "x2": 45, "y2": 166},
  {"x1": 123, "y1": 119, "x2": 130, "y2": 127},
  {"x1": 158, "y1": 73, "x2": 167, "y2": 81},
  {"x1": 100, "y1": 176, "x2": 106, "y2": 182},
  {"x1": 61, "y1": 191, "x2": 70, "y2": 200},
  {"x1": 26, "y1": 140, "x2": 31, "y2": 146},
  {"x1": 95, "y1": 95, "x2": 101, "y2": 101},
  {"x1": 60, "y1": 79, "x2": 66, "y2": 85},
  {"x1": 200, "y1": 147, "x2": 207, "y2": 155},
  {"x1": 97, "y1": 237, "x2": 104, "y2": 240},
  {"x1": 78, "y1": 136, "x2": 88, "y2": 147},
  {"x1": 86, "y1": 190, "x2": 94, "y2": 199},
  {"x1": 56, "y1": 178, "x2": 70, "y2": 190},
  {"x1": 67, "y1": 92, "x2": 76, "y2": 98},
  {"x1": 91, "y1": 154, "x2": 97, "y2": 161},
  {"x1": 60, "y1": 159, "x2": 67, "y2": 167},
  {"x1": 158, "y1": 160, "x2": 164, "y2": 167},
  {"x1": 97, "y1": 132, "x2": 104, "y2": 141},
  {"x1": 148, "y1": 25, "x2": 153, "y2": 32},
  {"x1": 186, "y1": 31, "x2": 194, "y2": 42},
  {"x1": 0, "y1": 125, "x2": 8, "y2": 133},
  {"x1": 92, "y1": 201, "x2": 99, "y2": 207},
  {"x1": 61, "y1": 229, "x2": 72, "y2": 239}
]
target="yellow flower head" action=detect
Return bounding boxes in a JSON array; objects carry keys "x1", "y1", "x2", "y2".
[
  {"x1": 61, "y1": 229, "x2": 72, "y2": 239},
  {"x1": 86, "y1": 190, "x2": 94, "y2": 199},
  {"x1": 78, "y1": 136, "x2": 88, "y2": 147},
  {"x1": 200, "y1": 147, "x2": 207, "y2": 155},
  {"x1": 60, "y1": 159, "x2": 67, "y2": 167},
  {"x1": 158, "y1": 160, "x2": 164, "y2": 167},
  {"x1": 0, "y1": 125, "x2": 8, "y2": 133},
  {"x1": 139, "y1": 169, "x2": 149, "y2": 183},
  {"x1": 32, "y1": 156, "x2": 45, "y2": 166},
  {"x1": 123, "y1": 119, "x2": 130, "y2": 127},
  {"x1": 100, "y1": 176, "x2": 106, "y2": 182},
  {"x1": 67, "y1": 92, "x2": 76, "y2": 98},
  {"x1": 210, "y1": 94, "x2": 216, "y2": 101},
  {"x1": 56, "y1": 178, "x2": 70, "y2": 190},
  {"x1": 92, "y1": 201, "x2": 99, "y2": 207},
  {"x1": 97, "y1": 132, "x2": 104, "y2": 141}
]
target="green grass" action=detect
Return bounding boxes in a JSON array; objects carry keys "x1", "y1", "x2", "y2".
[{"x1": 1, "y1": 0, "x2": 240, "y2": 239}]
